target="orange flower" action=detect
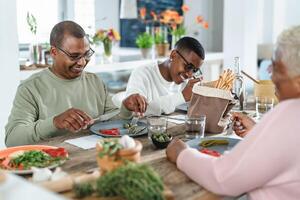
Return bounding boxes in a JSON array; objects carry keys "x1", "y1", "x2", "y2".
[
  {"x1": 93, "y1": 28, "x2": 120, "y2": 43},
  {"x1": 196, "y1": 15, "x2": 204, "y2": 24},
  {"x1": 181, "y1": 4, "x2": 189, "y2": 12},
  {"x1": 171, "y1": 23, "x2": 177, "y2": 30},
  {"x1": 112, "y1": 29, "x2": 121, "y2": 40},
  {"x1": 139, "y1": 7, "x2": 146, "y2": 19},
  {"x1": 202, "y1": 21, "x2": 209, "y2": 29},
  {"x1": 174, "y1": 16, "x2": 183, "y2": 25},
  {"x1": 150, "y1": 11, "x2": 157, "y2": 21},
  {"x1": 160, "y1": 9, "x2": 182, "y2": 24}
]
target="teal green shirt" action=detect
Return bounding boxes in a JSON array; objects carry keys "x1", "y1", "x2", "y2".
[{"x1": 5, "y1": 68, "x2": 131, "y2": 147}]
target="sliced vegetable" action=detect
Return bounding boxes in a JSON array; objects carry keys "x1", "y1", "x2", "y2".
[
  {"x1": 42, "y1": 148, "x2": 68, "y2": 158},
  {"x1": 199, "y1": 139, "x2": 229, "y2": 147},
  {"x1": 199, "y1": 148, "x2": 221, "y2": 157},
  {"x1": 123, "y1": 123, "x2": 140, "y2": 135},
  {"x1": 99, "y1": 128, "x2": 120, "y2": 136},
  {"x1": 7, "y1": 150, "x2": 66, "y2": 170}
]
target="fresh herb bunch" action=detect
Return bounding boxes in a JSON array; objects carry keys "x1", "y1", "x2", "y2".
[
  {"x1": 135, "y1": 32, "x2": 154, "y2": 49},
  {"x1": 98, "y1": 139, "x2": 123, "y2": 158},
  {"x1": 26, "y1": 12, "x2": 37, "y2": 35},
  {"x1": 96, "y1": 163, "x2": 165, "y2": 200},
  {"x1": 74, "y1": 182, "x2": 94, "y2": 198},
  {"x1": 9, "y1": 150, "x2": 62, "y2": 169}
]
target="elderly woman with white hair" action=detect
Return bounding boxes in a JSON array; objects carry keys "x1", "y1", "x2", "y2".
[{"x1": 166, "y1": 25, "x2": 300, "y2": 200}]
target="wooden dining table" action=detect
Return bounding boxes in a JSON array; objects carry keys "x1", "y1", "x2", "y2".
[{"x1": 35, "y1": 119, "x2": 225, "y2": 200}]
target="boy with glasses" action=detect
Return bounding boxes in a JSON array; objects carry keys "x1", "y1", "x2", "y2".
[
  {"x1": 125, "y1": 37, "x2": 205, "y2": 115},
  {"x1": 5, "y1": 21, "x2": 147, "y2": 146}
]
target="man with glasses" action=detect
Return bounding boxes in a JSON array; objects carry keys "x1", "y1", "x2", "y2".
[
  {"x1": 5, "y1": 21, "x2": 147, "y2": 146},
  {"x1": 125, "y1": 37, "x2": 205, "y2": 115}
]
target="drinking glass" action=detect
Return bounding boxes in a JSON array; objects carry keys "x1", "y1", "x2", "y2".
[
  {"x1": 185, "y1": 115, "x2": 206, "y2": 139},
  {"x1": 147, "y1": 116, "x2": 167, "y2": 140},
  {"x1": 256, "y1": 97, "x2": 274, "y2": 118}
]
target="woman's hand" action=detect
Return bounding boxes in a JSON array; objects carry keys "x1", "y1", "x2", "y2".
[
  {"x1": 232, "y1": 112, "x2": 256, "y2": 137},
  {"x1": 166, "y1": 138, "x2": 187, "y2": 163}
]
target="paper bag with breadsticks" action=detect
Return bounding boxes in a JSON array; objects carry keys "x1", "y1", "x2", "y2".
[{"x1": 188, "y1": 69, "x2": 236, "y2": 134}]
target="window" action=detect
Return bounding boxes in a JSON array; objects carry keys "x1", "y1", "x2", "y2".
[
  {"x1": 74, "y1": 0, "x2": 95, "y2": 36},
  {"x1": 16, "y1": 0, "x2": 59, "y2": 44}
]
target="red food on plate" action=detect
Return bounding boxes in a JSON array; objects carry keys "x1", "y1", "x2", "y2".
[
  {"x1": 199, "y1": 148, "x2": 221, "y2": 157},
  {"x1": 99, "y1": 128, "x2": 120, "y2": 136},
  {"x1": 42, "y1": 147, "x2": 68, "y2": 158}
]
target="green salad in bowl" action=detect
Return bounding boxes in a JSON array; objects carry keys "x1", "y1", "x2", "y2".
[{"x1": 151, "y1": 133, "x2": 172, "y2": 149}]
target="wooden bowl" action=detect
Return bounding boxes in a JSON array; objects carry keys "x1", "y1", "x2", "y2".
[{"x1": 96, "y1": 140, "x2": 142, "y2": 173}]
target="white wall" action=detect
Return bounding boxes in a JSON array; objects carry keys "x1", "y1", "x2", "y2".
[
  {"x1": 184, "y1": 0, "x2": 223, "y2": 52},
  {"x1": 0, "y1": 0, "x2": 20, "y2": 148},
  {"x1": 223, "y1": 0, "x2": 258, "y2": 89},
  {"x1": 257, "y1": 0, "x2": 300, "y2": 44},
  {"x1": 94, "y1": 0, "x2": 119, "y2": 32}
]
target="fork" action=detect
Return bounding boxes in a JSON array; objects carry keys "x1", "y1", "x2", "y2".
[{"x1": 130, "y1": 116, "x2": 139, "y2": 126}]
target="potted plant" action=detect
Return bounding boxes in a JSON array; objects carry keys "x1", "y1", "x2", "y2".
[
  {"x1": 140, "y1": 5, "x2": 209, "y2": 48},
  {"x1": 154, "y1": 27, "x2": 169, "y2": 57},
  {"x1": 135, "y1": 32, "x2": 154, "y2": 59},
  {"x1": 27, "y1": 12, "x2": 42, "y2": 64}
]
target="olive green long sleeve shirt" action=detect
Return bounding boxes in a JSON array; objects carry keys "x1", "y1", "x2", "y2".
[{"x1": 5, "y1": 68, "x2": 131, "y2": 147}]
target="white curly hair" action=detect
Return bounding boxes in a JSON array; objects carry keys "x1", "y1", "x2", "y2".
[{"x1": 276, "y1": 26, "x2": 300, "y2": 77}]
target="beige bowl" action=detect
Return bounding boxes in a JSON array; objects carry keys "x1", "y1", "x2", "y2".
[
  {"x1": 96, "y1": 140, "x2": 142, "y2": 173},
  {"x1": 254, "y1": 80, "x2": 278, "y2": 102}
]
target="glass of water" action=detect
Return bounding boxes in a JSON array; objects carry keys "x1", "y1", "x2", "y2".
[
  {"x1": 256, "y1": 97, "x2": 274, "y2": 118},
  {"x1": 147, "y1": 116, "x2": 167, "y2": 140},
  {"x1": 185, "y1": 115, "x2": 206, "y2": 139}
]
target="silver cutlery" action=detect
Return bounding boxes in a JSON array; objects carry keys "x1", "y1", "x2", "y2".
[{"x1": 130, "y1": 116, "x2": 139, "y2": 126}]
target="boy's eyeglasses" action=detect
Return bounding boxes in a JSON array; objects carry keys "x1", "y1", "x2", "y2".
[{"x1": 176, "y1": 50, "x2": 202, "y2": 75}]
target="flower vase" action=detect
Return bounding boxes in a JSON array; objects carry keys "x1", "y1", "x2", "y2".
[
  {"x1": 102, "y1": 39, "x2": 113, "y2": 63},
  {"x1": 140, "y1": 48, "x2": 151, "y2": 59},
  {"x1": 155, "y1": 43, "x2": 170, "y2": 57},
  {"x1": 30, "y1": 42, "x2": 42, "y2": 64}
]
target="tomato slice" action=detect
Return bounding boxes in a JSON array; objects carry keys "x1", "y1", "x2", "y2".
[
  {"x1": 99, "y1": 128, "x2": 120, "y2": 136},
  {"x1": 42, "y1": 147, "x2": 68, "y2": 158},
  {"x1": 199, "y1": 148, "x2": 221, "y2": 157}
]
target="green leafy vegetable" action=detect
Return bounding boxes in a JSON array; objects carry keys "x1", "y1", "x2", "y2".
[
  {"x1": 74, "y1": 182, "x2": 94, "y2": 198},
  {"x1": 96, "y1": 163, "x2": 165, "y2": 200},
  {"x1": 98, "y1": 139, "x2": 123, "y2": 158},
  {"x1": 151, "y1": 133, "x2": 172, "y2": 143},
  {"x1": 9, "y1": 150, "x2": 64, "y2": 170}
]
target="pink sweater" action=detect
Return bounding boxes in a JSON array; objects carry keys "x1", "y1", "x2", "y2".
[{"x1": 177, "y1": 99, "x2": 300, "y2": 200}]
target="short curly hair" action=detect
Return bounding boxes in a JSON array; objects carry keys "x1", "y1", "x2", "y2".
[
  {"x1": 276, "y1": 26, "x2": 300, "y2": 77},
  {"x1": 174, "y1": 36, "x2": 205, "y2": 60},
  {"x1": 50, "y1": 21, "x2": 86, "y2": 48}
]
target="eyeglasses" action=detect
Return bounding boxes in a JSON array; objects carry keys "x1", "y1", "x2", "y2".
[
  {"x1": 176, "y1": 50, "x2": 202, "y2": 75},
  {"x1": 56, "y1": 46, "x2": 95, "y2": 62}
]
